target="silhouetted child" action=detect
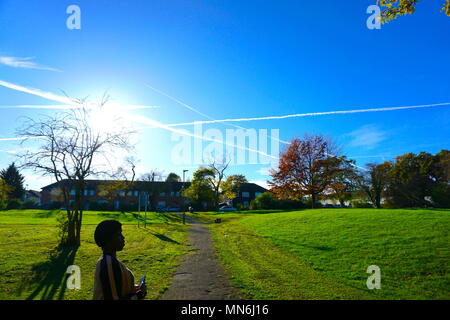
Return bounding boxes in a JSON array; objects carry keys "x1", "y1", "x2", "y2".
[{"x1": 93, "y1": 220, "x2": 147, "y2": 300}]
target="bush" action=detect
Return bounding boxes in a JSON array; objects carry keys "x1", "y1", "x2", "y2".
[
  {"x1": 49, "y1": 201, "x2": 63, "y2": 210},
  {"x1": 351, "y1": 200, "x2": 373, "y2": 208},
  {"x1": 0, "y1": 201, "x2": 6, "y2": 210},
  {"x1": 303, "y1": 199, "x2": 322, "y2": 209},
  {"x1": 431, "y1": 184, "x2": 450, "y2": 208},
  {"x1": 22, "y1": 199, "x2": 39, "y2": 209},
  {"x1": 250, "y1": 192, "x2": 305, "y2": 210},
  {"x1": 6, "y1": 198, "x2": 21, "y2": 210}
]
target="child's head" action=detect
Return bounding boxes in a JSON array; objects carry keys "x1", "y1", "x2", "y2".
[{"x1": 94, "y1": 220, "x2": 125, "y2": 252}]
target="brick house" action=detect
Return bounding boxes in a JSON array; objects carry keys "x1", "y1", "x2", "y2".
[{"x1": 40, "y1": 179, "x2": 267, "y2": 210}]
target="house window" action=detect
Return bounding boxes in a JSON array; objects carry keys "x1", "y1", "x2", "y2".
[
  {"x1": 243, "y1": 201, "x2": 249, "y2": 207},
  {"x1": 90, "y1": 190, "x2": 94, "y2": 196},
  {"x1": 127, "y1": 191, "x2": 132, "y2": 197},
  {"x1": 170, "y1": 192, "x2": 175, "y2": 197},
  {"x1": 242, "y1": 192, "x2": 250, "y2": 198},
  {"x1": 176, "y1": 192, "x2": 180, "y2": 197},
  {"x1": 134, "y1": 191, "x2": 138, "y2": 197},
  {"x1": 160, "y1": 192, "x2": 166, "y2": 197},
  {"x1": 118, "y1": 191, "x2": 125, "y2": 197},
  {"x1": 70, "y1": 189, "x2": 76, "y2": 195},
  {"x1": 84, "y1": 190, "x2": 88, "y2": 196},
  {"x1": 255, "y1": 192, "x2": 262, "y2": 197}
]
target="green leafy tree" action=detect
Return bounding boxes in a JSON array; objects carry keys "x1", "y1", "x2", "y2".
[
  {"x1": 221, "y1": 174, "x2": 248, "y2": 201},
  {"x1": 250, "y1": 192, "x2": 277, "y2": 210},
  {"x1": 328, "y1": 157, "x2": 359, "y2": 207},
  {"x1": 0, "y1": 163, "x2": 25, "y2": 200},
  {"x1": 355, "y1": 162, "x2": 392, "y2": 209},
  {"x1": 385, "y1": 152, "x2": 436, "y2": 207},
  {"x1": 0, "y1": 179, "x2": 13, "y2": 210},
  {"x1": 378, "y1": 0, "x2": 450, "y2": 24},
  {"x1": 182, "y1": 168, "x2": 215, "y2": 210}
]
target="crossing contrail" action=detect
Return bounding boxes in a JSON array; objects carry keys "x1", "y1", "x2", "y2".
[
  {"x1": 0, "y1": 80, "x2": 159, "y2": 110},
  {"x1": 0, "y1": 80, "x2": 276, "y2": 160},
  {"x1": 156, "y1": 102, "x2": 450, "y2": 127}
]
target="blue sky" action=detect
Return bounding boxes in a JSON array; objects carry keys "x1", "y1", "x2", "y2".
[{"x1": 0, "y1": 0, "x2": 449, "y2": 190}]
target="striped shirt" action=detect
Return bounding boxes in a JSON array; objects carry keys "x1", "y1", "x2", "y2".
[{"x1": 93, "y1": 254, "x2": 138, "y2": 300}]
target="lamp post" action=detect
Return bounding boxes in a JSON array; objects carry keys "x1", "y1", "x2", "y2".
[{"x1": 182, "y1": 169, "x2": 188, "y2": 224}]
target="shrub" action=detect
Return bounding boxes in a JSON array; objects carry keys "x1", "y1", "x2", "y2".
[
  {"x1": 6, "y1": 198, "x2": 21, "y2": 210},
  {"x1": 22, "y1": 199, "x2": 39, "y2": 209},
  {"x1": 431, "y1": 184, "x2": 450, "y2": 208},
  {"x1": 351, "y1": 200, "x2": 373, "y2": 208},
  {"x1": 49, "y1": 201, "x2": 63, "y2": 210},
  {"x1": 251, "y1": 192, "x2": 305, "y2": 210}
]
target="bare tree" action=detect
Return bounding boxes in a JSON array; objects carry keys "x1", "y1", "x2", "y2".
[
  {"x1": 206, "y1": 158, "x2": 231, "y2": 209},
  {"x1": 16, "y1": 96, "x2": 136, "y2": 246},
  {"x1": 139, "y1": 169, "x2": 164, "y2": 210}
]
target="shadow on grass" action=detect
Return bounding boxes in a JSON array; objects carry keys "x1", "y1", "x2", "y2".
[
  {"x1": 152, "y1": 233, "x2": 181, "y2": 245},
  {"x1": 97, "y1": 211, "x2": 136, "y2": 221},
  {"x1": 17, "y1": 246, "x2": 78, "y2": 300},
  {"x1": 140, "y1": 228, "x2": 181, "y2": 245},
  {"x1": 32, "y1": 209, "x2": 61, "y2": 218}
]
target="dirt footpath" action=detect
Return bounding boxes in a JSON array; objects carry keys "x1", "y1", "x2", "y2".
[{"x1": 160, "y1": 215, "x2": 241, "y2": 300}]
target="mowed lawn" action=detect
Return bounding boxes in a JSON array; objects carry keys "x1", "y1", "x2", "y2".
[
  {"x1": 0, "y1": 210, "x2": 191, "y2": 300},
  {"x1": 200, "y1": 208, "x2": 450, "y2": 300}
]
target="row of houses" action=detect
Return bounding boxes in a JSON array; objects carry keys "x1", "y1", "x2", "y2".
[{"x1": 40, "y1": 179, "x2": 267, "y2": 210}]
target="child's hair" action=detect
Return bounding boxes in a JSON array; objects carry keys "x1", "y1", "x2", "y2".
[{"x1": 94, "y1": 220, "x2": 122, "y2": 248}]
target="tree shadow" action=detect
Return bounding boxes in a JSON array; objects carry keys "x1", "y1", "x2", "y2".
[
  {"x1": 17, "y1": 246, "x2": 78, "y2": 300},
  {"x1": 141, "y1": 229, "x2": 181, "y2": 245},
  {"x1": 33, "y1": 209, "x2": 61, "y2": 218},
  {"x1": 152, "y1": 233, "x2": 180, "y2": 244}
]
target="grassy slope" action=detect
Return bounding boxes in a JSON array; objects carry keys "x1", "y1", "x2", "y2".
[
  {"x1": 0, "y1": 210, "x2": 191, "y2": 300},
  {"x1": 201, "y1": 209, "x2": 450, "y2": 300}
]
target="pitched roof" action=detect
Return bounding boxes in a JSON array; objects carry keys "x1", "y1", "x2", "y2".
[{"x1": 41, "y1": 179, "x2": 267, "y2": 193}]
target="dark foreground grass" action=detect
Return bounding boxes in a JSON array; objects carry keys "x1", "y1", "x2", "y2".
[
  {"x1": 201, "y1": 208, "x2": 450, "y2": 300},
  {"x1": 0, "y1": 210, "x2": 190, "y2": 300}
]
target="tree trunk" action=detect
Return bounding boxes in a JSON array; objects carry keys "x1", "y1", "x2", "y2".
[{"x1": 311, "y1": 194, "x2": 316, "y2": 209}]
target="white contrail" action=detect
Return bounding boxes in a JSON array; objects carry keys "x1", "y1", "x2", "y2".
[
  {"x1": 153, "y1": 102, "x2": 450, "y2": 127},
  {"x1": 0, "y1": 80, "x2": 160, "y2": 110},
  {"x1": 144, "y1": 83, "x2": 214, "y2": 120},
  {"x1": 129, "y1": 114, "x2": 278, "y2": 160},
  {"x1": 0, "y1": 56, "x2": 61, "y2": 72},
  {"x1": 143, "y1": 83, "x2": 287, "y2": 144},
  {"x1": 0, "y1": 80, "x2": 74, "y2": 104}
]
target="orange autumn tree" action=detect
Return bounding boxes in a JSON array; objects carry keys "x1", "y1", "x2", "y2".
[{"x1": 269, "y1": 135, "x2": 345, "y2": 209}]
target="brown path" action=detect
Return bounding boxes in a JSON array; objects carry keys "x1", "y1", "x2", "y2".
[{"x1": 160, "y1": 215, "x2": 241, "y2": 300}]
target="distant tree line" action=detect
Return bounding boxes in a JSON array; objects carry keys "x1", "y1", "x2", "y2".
[{"x1": 264, "y1": 134, "x2": 449, "y2": 209}]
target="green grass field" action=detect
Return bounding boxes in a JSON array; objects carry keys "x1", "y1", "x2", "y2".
[
  {"x1": 0, "y1": 210, "x2": 191, "y2": 300},
  {"x1": 197, "y1": 208, "x2": 450, "y2": 300}
]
